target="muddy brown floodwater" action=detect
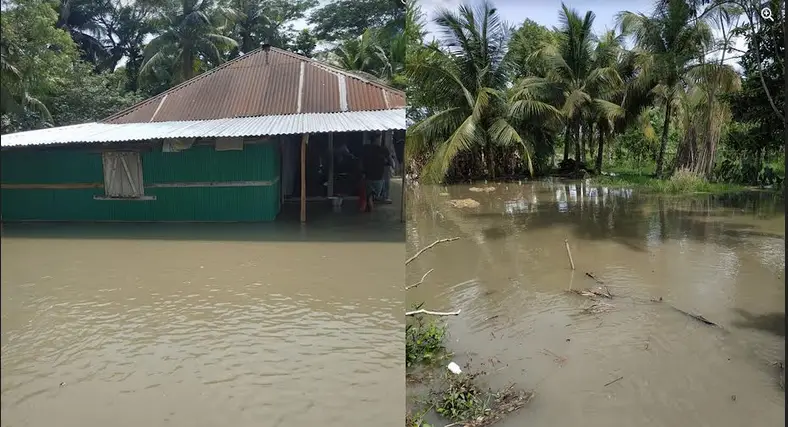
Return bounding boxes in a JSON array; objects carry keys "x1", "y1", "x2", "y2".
[
  {"x1": 1, "y1": 195, "x2": 404, "y2": 427},
  {"x1": 406, "y1": 180, "x2": 784, "y2": 427}
]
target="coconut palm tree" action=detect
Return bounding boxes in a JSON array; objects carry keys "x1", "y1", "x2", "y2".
[
  {"x1": 588, "y1": 30, "x2": 629, "y2": 173},
  {"x1": 675, "y1": 63, "x2": 741, "y2": 176},
  {"x1": 523, "y1": 4, "x2": 623, "y2": 168},
  {"x1": 618, "y1": 0, "x2": 713, "y2": 176},
  {"x1": 226, "y1": 0, "x2": 315, "y2": 55},
  {"x1": 406, "y1": 1, "x2": 556, "y2": 183},
  {"x1": 140, "y1": 0, "x2": 238, "y2": 84},
  {"x1": 330, "y1": 29, "x2": 388, "y2": 78}
]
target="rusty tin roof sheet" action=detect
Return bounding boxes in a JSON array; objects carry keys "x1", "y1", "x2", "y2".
[{"x1": 104, "y1": 48, "x2": 406, "y2": 124}]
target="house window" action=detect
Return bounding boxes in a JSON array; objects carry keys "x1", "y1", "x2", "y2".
[{"x1": 96, "y1": 151, "x2": 154, "y2": 200}]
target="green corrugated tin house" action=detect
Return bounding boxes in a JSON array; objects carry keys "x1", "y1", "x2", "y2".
[{"x1": 1, "y1": 47, "x2": 406, "y2": 223}]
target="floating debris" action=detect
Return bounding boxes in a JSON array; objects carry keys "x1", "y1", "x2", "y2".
[
  {"x1": 448, "y1": 198, "x2": 481, "y2": 208},
  {"x1": 469, "y1": 186, "x2": 496, "y2": 193},
  {"x1": 585, "y1": 272, "x2": 604, "y2": 284},
  {"x1": 462, "y1": 388, "x2": 534, "y2": 427},
  {"x1": 580, "y1": 302, "x2": 614, "y2": 315},
  {"x1": 448, "y1": 361, "x2": 463, "y2": 375},
  {"x1": 568, "y1": 286, "x2": 613, "y2": 299},
  {"x1": 540, "y1": 349, "x2": 567, "y2": 366}
]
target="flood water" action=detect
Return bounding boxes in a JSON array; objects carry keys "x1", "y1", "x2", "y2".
[
  {"x1": 406, "y1": 180, "x2": 785, "y2": 427},
  {"x1": 1, "y1": 187, "x2": 404, "y2": 427}
]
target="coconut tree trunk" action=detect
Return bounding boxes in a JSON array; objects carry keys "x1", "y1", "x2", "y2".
[
  {"x1": 485, "y1": 144, "x2": 495, "y2": 179},
  {"x1": 655, "y1": 101, "x2": 672, "y2": 177},
  {"x1": 574, "y1": 121, "x2": 581, "y2": 169},
  {"x1": 241, "y1": 31, "x2": 255, "y2": 54},
  {"x1": 563, "y1": 127, "x2": 570, "y2": 162},
  {"x1": 181, "y1": 48, "x2": 194, "y2": 82},
  {"x1": 595, "y1": 128, "x2": 605, "y2": 174}
]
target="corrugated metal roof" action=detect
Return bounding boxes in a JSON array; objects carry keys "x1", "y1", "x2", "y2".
[
  {"x1": 1, "y1": 109, "x2": 406, "y2": 147},
  {"x1": 104, "y1": 47, "x2": 406, "y2": 124}
]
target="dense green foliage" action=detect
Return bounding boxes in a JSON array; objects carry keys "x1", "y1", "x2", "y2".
[
  {"x1": 1, "y1": 0, "x2": 404, "y2": 133},
  {"x1": 406, "y1": 0, "x2": 785, "y2": 187},
  {"x1": 406, "y1": 314, "x2": 447, "y2": 367}
]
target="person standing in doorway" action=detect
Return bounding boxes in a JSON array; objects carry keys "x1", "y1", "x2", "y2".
[{"x1": 360, "y1": 134, "x2": 391, "y2": 212}]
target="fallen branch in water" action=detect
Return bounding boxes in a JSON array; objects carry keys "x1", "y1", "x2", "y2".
[
  {"x1": 406, "y1": 308, "x2": 461, "y2": 316},
  {"x1": 670, "y1": 306, "x2": 720, "y2": 327},
  {"x1": 461, "y1": 389, "x2": 534, "y2": 427},
  {"x1": 405, "y1": 239, "x2": 461, "y2": 316},
  {"x1": 405, "y1": 269, "x2": 434, "y2": 290},
  {"x1": 604, "y1": 376, "x2": 624, "y2": 387},
  {"x1": 568, "y1": 286, "x2": 613, "y2": 299},
  {"x1": 406, "y1": 237, "x2": 460, "y2": 265},
  {"x1": 585, "y1": 272, "x2": 603, "y2": 284},
  {"x1": 540, "y1": 348, "x2": 567, "y2": 366},
  {"x1": 580, "y1": 302, "x2": 614, "y2": 314}
]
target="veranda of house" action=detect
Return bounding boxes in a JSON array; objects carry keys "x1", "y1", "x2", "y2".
[{"x1": 0, "y1": 47, "x2": 406, "y2": 223}]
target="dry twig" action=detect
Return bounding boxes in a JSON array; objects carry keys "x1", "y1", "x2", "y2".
[
  {"x1": 405, "y1": 269, "x2": 434, "y2": 290},
  {"x1": 405, "y1": 238, "x2": 461, "y2": 317}
]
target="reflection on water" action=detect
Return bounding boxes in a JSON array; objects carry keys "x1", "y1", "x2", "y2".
[
  {"x1": 2, "y1": 221, "x2": 403, "y2": 427},
  {"x1": 407, "y1": 180, "x2": 784, "y2": 427}
]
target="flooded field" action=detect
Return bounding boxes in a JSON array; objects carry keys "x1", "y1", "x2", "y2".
[
  {"x1": 1, "y1": 195, "x2": 404, "y2": 427},
  {"x1": 406, "y1": 180, "x2": 784, "y2": 427}
]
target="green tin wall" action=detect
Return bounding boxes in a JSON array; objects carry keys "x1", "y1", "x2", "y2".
[{"x1": 1, "y1": 142, "x2": 281, "y2": 222}]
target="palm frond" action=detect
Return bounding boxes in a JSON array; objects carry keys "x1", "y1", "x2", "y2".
[{"x1": 423, "y1": 115, "x2": 481, "y2": 183}]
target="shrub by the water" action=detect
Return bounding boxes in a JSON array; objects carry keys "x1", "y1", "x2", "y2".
[
  {"x1": 435, "y1": 372, "x2": 490, "y2": 422},
  {"x1": 406, "y1": 315, "x2": 447, "y2": 367}
]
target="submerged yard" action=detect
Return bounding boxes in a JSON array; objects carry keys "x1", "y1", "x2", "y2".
[{"x1": 405, "y1": 181, "x2": 784, "y2": 427}]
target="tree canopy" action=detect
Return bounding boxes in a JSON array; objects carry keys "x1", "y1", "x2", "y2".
[
  {"x1": 406, "y1": 0, "x2": 785, "y2": 186},
  {"x1": 1, "y1": 0, "x2": 405, "y2": 133}
]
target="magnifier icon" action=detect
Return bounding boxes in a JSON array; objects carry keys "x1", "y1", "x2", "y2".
[{"x1": 761, "y1": 7, "x2": 774, "y2": 22}]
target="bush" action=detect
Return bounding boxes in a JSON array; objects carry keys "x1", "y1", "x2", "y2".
[
  {"x1": 662, "y1": 168, "x2": 708, "y2": 193},
  {"x1": 406, "y1": 315, "x2": 447, "y2": 367},
  {"x1": 435, "y1": 372, "x2": 490, "y2": 422}
]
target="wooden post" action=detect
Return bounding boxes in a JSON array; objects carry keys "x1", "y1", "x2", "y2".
[
  {"x1": 400, "y1": 174, "x2": 406, "y2": 223},
  {"x1": 327, "y1": 133, "x2": 334, "y2": 197},
  {"x1": 564, "y1": 239, "x2": 575, "y2": 270},
  {"x1": 279, "y1": 137, "x2": 284, "y2": 207},
  {"x1": 300, "y1": 133, "x2": 309, "y2": 223}
]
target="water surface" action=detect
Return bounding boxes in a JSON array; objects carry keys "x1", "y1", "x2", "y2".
[
  {"x1": 407, "y1": 180, "x2": 784, "y2": 427},
  {"x1": 2, "y1": 192, "x2": 404, "y2": 427}
]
